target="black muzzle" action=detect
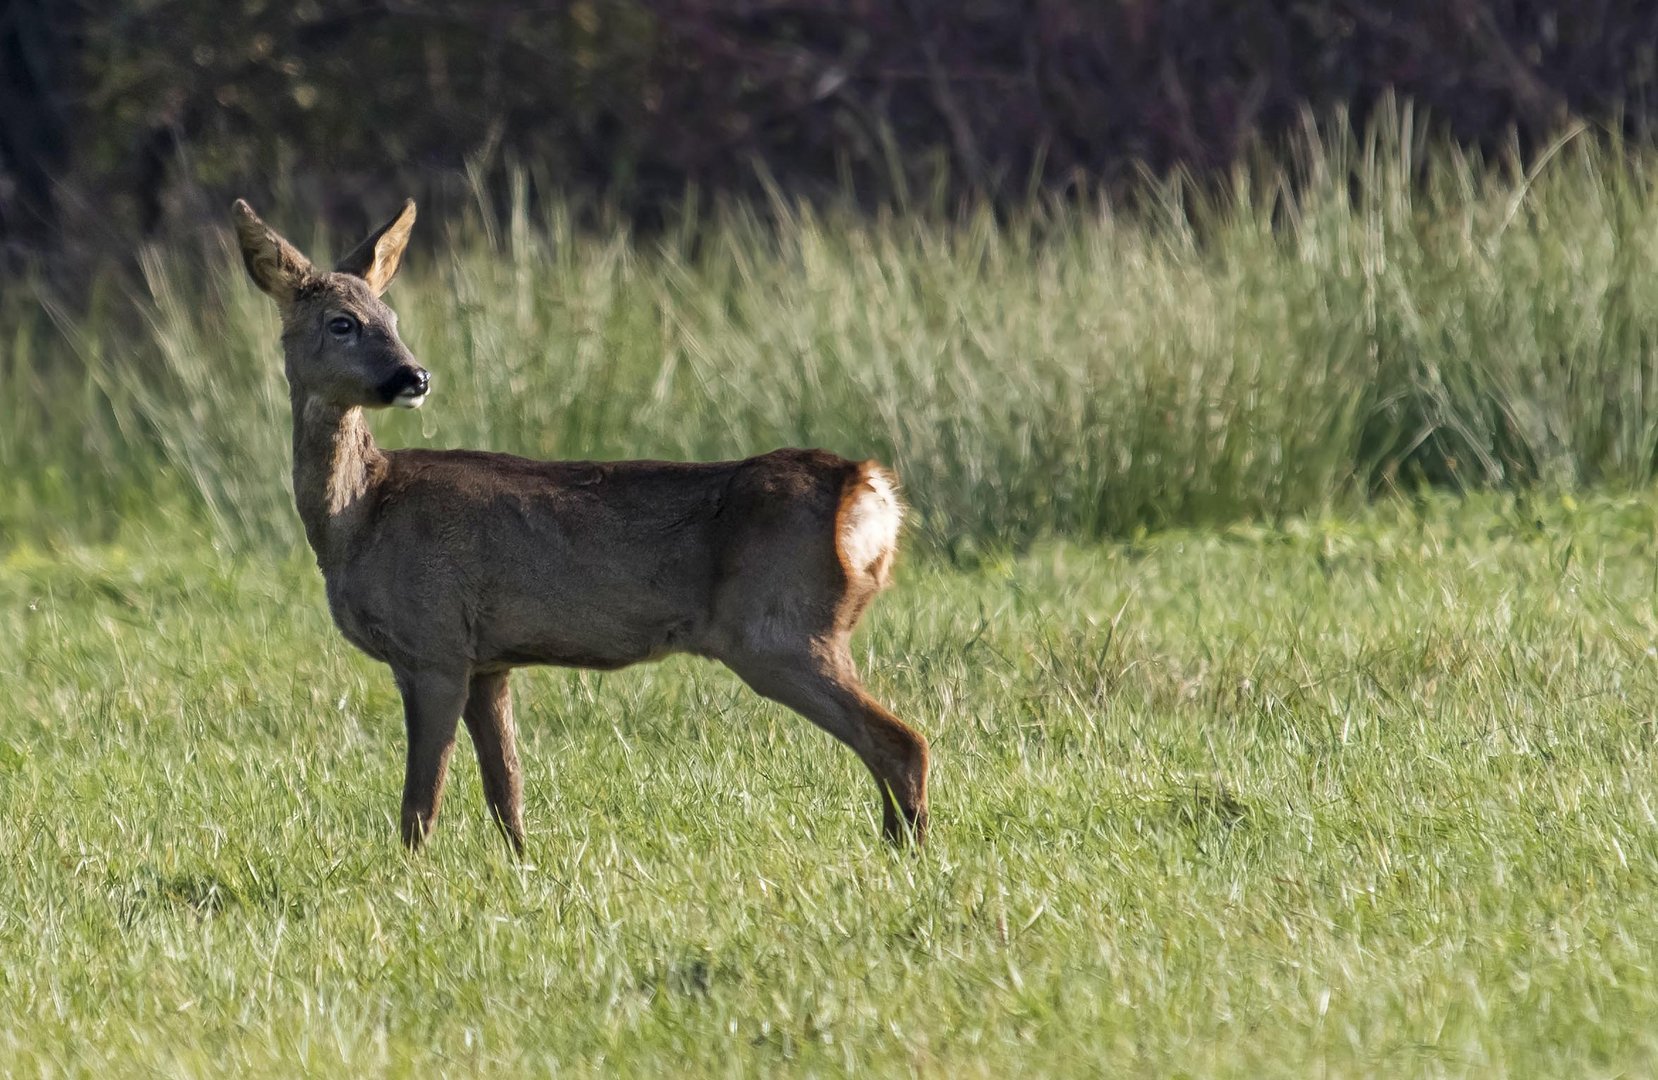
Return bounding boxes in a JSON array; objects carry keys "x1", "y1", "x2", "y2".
[{"x1": 380, "y1": 366, "x2": 430, "y2": 407}]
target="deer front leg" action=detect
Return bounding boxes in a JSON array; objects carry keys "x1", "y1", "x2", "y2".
[
  {"x1": 463, "y1": 669, "x2": 526, "y2": 856},
  {"x1": 394, "y1": 668, "x2": 468, "y2": 850}
]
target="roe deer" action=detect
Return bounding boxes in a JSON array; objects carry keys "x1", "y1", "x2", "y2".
[{"x1": 231, "y1": 198, "x2": 929, "y2": 853}]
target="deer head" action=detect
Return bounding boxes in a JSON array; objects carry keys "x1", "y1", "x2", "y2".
[{"x1": 232, "y1": 198, "x2": 430, "y2": 409}]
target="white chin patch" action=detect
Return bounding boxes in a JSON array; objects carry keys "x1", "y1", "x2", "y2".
[{"x1": 393, "y1": 392, "x2": 427, "y2": 409}]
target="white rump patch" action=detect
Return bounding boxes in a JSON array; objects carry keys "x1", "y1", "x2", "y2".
[{"x1": 840, "y1": 466, "x2": 903, "y2": 577}]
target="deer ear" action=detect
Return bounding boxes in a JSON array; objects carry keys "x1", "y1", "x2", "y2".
[
  {"x1": 231, "y1": 200, "x2": 315, "y2": 304},
  {"x1": 335, "y1": 199, "x2": 416, "y2": 296}
]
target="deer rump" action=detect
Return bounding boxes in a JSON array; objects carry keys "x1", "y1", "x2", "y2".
[{"x1": 326, "y1": 446, "x2": 903, "y2": 675}]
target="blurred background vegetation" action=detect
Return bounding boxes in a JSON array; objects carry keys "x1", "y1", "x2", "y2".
[
  {"x1": 8, "y1": 2, "x2": 1658, "y2": 556},
  {"x1": 5, "y1": 1, "x2": 1658, "y2": 259}
]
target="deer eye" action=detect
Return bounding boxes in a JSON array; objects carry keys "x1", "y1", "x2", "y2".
[{"x1": 327, "y1": 315, "x2": 358, "y2": 337}]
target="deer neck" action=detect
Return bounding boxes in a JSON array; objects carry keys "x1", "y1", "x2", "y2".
[{"x1": 290, "y1": 391, "x2": 388, "y2": 568}]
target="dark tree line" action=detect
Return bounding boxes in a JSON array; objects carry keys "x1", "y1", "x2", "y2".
[
  {"x1": 3, "y1": 1, "x2": 1657, "y2": 257},
  {"x1": 0, "y1": 0, "x2": 75, "y2": 245}
]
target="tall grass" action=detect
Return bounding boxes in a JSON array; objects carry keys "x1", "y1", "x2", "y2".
[{"x1": 8, "y1": 108, "x2": 1658, "y2": 554}]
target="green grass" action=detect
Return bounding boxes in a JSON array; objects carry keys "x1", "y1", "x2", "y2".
[
  {"x1": 9, "y1": 110, "x2": 1658, "y2": 1073},
  {"x1": 4, "y1": 491, "x2": 1658, "y2": 1075},
  {"x1": 11, "y1": 110, "x2": 1658, "y2": 554}
]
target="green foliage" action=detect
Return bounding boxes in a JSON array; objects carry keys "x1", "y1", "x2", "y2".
[
  {"x1": 14, "y1": 1, "x2": 1657, "y2": 243},
  {"x1": 4, "y1": 493, "x2": 1658, "y2": 1073},
  {"x1": 9, "y1": 115, "x2": 1658, "y2": 556},
  {"x1": 9, "y1": 109, "x2": 1658, "y2": 1078},
  {"x1": 65, "y1": 1, "x2": 663, "y2": 230}
]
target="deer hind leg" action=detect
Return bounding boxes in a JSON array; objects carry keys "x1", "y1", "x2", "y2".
[
  {"x1": 393, "y1": 668, "x2": 469, "y2": 851},
  {"x1": 726, "y1": 646, "x2": 929, "y2": 845},
  {"x1": 463, "y1": 669, "x2": 526, "y2": 856}
]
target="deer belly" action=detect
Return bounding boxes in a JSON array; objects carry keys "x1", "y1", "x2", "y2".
[
  {"x1": 480, "y1": 606, "x2": 701, "y2": 670},
  {"x1": 322, "y1": 567, "x2": 705, "y2": 671}
]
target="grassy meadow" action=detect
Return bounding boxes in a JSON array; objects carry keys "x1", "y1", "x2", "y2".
[
  {"x1": 7, "y1": 115, "x2": 1658, "y2": 1073},
  {"x1": 6, "y1": 496, "x2": 1658, "y2": 1075}
]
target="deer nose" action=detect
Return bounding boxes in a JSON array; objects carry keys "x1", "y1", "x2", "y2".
[{"x1": 387, "y1": 366, "x2": 430, "y2": 408}]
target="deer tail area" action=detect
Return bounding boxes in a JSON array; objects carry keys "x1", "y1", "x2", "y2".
[{"x1": 835, "y1": 461, "x2": 904, "y2": 590}]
